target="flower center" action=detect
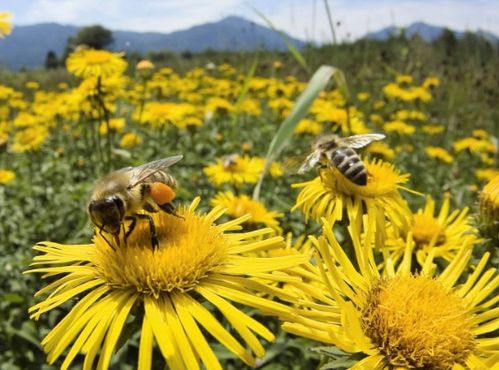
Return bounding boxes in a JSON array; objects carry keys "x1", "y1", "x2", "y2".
[
  {"x1": 93, "y1": 207, "x2": 229, "y2": 297},
  {"x1": 85, "y1": 50, "x2": 113, "y2": 65},
  {"x1": 321, "y1": 159, "x2": 407, "y2": 198},
  {"x1": 411, "y1": 214, "x2": 446, "y2": 246},
  {"x1": 361, "y1": 276, "x2": 475, "y2": 370}
]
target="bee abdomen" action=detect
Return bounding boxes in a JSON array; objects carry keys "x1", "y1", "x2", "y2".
[
  {"x1": 329, "y1": 147, "x2": 367, "y2": 186},
  {"x1": 150, "y1": 171, "x2": 177, "y2": 188}
]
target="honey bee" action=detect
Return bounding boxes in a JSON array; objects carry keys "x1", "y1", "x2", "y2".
[
  {"x1": 298, "y1": 134, "x2": 385, "y2": 185},
  {"x1": 221, "y1": 153, "x2": 239, "y2": 169},
  {"x1": 88, "y1": 155, "x2": 183, "y2": 249}
]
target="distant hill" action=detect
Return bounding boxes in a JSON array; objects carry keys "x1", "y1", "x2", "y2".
[
  {"x1": 0, "y1": 16, "x2": 306, "y2": 70},
  {"x1": 365, "y1": 21, "x2": 499, "y2": 43}
]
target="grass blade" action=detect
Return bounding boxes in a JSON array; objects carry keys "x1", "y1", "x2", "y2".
[
  {"x1": 248, "y1": 4, "x2": 310, "y2": 74},
  {"x1": 253, "y1": 65, "x2": 348, "y2": 199}
]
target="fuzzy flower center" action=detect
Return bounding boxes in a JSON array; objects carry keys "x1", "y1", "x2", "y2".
[
  {"x1": 361, "y1": 276, "x2": 475, "y2": 370},
  {"x1": 84, "y1": 50, "x2": 114, "y2": 65},
  {"x1": 93, "y1": 208, "x2": 229, "y2": 296},
  {"x1": 322, "y1": 159, "x2": 408, "y2": 198},
  {"x1": 411, "y1": 213, "x2": 446, "y2": 246}
]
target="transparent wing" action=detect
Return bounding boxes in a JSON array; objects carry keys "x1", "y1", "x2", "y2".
[
  {"x1": 297, "y1": 152, "x2": 322, "y2": 174},
  {"x1": 282, "y1": 154, "x2": 310, "y2": 174},
  {"x1": 128, "y1": 154, "x2": 183, "y2": 188},
  {"x1": 342, "y1": 134, "x2": 385, "y2": 149}
]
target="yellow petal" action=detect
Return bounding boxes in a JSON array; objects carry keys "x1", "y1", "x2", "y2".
[
  {"x1": 138, "y1": 314, "x2": 153, "y2": 370},
  {"x1": 172, "y1": 293, "x2": 222, "y2": 370}
]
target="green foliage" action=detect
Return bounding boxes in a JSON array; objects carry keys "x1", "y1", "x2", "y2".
[
  {"x1": 44, "y1": 51, "x2": 59, "y2": 70},
  {"x1": 0, "y1": 33, "x2": 498, "y2": 369},
  {"x1": 72, "y1": 24, "x2": 114, "y2": 50}
]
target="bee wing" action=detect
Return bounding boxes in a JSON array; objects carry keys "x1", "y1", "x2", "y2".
[
  {"x1": 128, "y1": 155, "x2": 183, "y2": 188},
  {"x1": 297, "y1": 152, "x2": 321, "y2": 174},
  {"x1": 282, "y1": 154, "x2": 310, "y2": 174},
  {"x1": 341, "y1": 134, "x2": 385, "y2": 149}
]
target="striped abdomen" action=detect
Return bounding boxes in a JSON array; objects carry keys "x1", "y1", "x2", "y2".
[
  {"x1": 148, "y1": 171, "x2": 177, "y2": 189},
  {"x1": 327, "y1": 147, "x2": 367, "y2": 185}
]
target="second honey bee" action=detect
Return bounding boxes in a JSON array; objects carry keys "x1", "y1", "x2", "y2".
[
  {"x1": 298, "y1": 134, "x2": 385, "y2": 186},
  {"x1": 88, "y1": 155, "x2": 183, "y2": 249}
]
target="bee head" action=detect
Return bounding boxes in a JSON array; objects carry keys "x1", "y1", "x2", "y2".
[{"x1": 88, "y1": 195, "x2": 125, "y2": 235}]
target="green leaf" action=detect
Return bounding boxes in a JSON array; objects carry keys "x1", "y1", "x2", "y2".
[
  {"x1": 253, "y1": 65, "x2": 348, "y2": 199},
  {"x1": 2, "y1": 293, "x2": 24, "y2": 304}
]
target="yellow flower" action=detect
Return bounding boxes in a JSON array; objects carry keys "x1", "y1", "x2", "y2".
[
  {"x1": 205, "y1": 97, "x2": 235, "y2": 116},
  {"x1": 0, "y1": 11, "x2": 12, "y2": 38},
  {"x1": 0, "y1": 169, "x2": 15, "y2": 184},
  {"x1": 422, "y1": 76, "x2": 440, "y2": 89},
  {"x1": 204, "y1": 155, "x2": 261, "y2": 186},
  {"x1": 294, "y1": 119, "x2": 322, "y2": 135},
  {"x1": 383, "y1": 120, "x2": 416, "y2": 135},
  {"x1": 396, "y1": 74, "x2": 413, "y2": 85},
  {"x1": 357, "y1": 92, "x2": 370, "y2": 101},
  {"x1": 293, "y1": 159, "x2": 412, "y2": 246},
  {"x1": 99, "y1": 118, "x2": 125, "y2": 135},
  {"x1": 11, "y1": 127, "x2": 48, "y2": 152},
  {"x1": 393, "y1": 109, "x2": 427, "y2": 121},
  {"x1": 373, "y1": 100, "x2": 385, "y2": 110},
  {"x1": 476, "y1": 168, "x2": 499, "y2": 182},
  {"x1": 472, "y1": 129, "x2": 489, "y2": 140},
  {"x1": 385, "y1": 194, "x2": 480, "y2": 265},
  {"x1": 239, "y1": 98, "x2": 262, "y2": 116},
  {"x1": 453, "y1": 137, "x2": 496, "y2": 154},
  {"x1": 138, "y1": 102, "x2": 198, "y2": 129},
  {"x1": 479, "y1": 174, "x2": 499, "y2": 227},
  {"x1": 426, "y1": 146, "x2": 454, "y2": 164},
  {"x1": 66, "y1": 49, "x2": 127, "y2": 79},
  {"x1": 421, "y1": 124, "x2": 445, "y2": 135},
  {"x1": 480, "y1": 153, "x2": 495, "y2": 165},
  {"x1": 211, "y1": 192, "x2": 283, "y2": 230},
  {"x1": 283, "y1": 220, "x2": 499, "y2": 370},
  {"x1": 120, "y1": 132, "x2": 141, "y2": 149},
  {"x1": 268, "y1": 97, "x2": 292, "y2": 117},
  {"x1": 136, "y1": 59, "x2": 155, "y2": 71},
  {"x1": 25, "y1": 81, "x2": 40, "y2": 90},
  {"x1": 28, "y1": 198, "x2": 305, "y2": 370},
  {"x1": 369, "y1": 114, "x2": 383, "y2": 125},
  {"x1": 272, "y1": 60, "x2": 283, "y2": 69},
  {"x1": 366, "y1": 141, "x2": 395, "y2": 161}
]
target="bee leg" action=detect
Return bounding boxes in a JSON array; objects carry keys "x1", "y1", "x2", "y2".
[
  {"x1": 130, "y1": 214, "x2": 159, "y2": 250},
  {"x1": 124, "y1": 216, "x2": 138, "y2": 246},
  {"x1": 159, "y1": 202, "x2": 185, "y2": 220},
  {"x1": 98, "y1": 226, "x2": 116, "y2": 251}
]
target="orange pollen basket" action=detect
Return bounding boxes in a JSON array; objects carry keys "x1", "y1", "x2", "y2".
[{"x1": 150, "y1": 182, "x2": 176, "y2": 205}]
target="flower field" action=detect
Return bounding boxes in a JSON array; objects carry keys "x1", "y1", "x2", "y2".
[{"x1": 0, "y1": 11, "x2": 498, "y2": 370}]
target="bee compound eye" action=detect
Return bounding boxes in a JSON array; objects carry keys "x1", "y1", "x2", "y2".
[{"x1": 111, "y1": 196, "x2": 125, "y2": 219}]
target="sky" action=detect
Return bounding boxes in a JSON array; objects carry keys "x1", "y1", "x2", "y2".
[{"x1": 3, "y1": 0, "x2": 499, "y2": 43}]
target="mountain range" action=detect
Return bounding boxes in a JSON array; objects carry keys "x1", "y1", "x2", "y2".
[
  {"x1": 365, "y1": 21, "x2": 499, "y2": 43},
  {"x1": 0, "y1": 17, "x2": 497, "y2": 70},
  {"x1": 0, "y1": 16, "x2": 306, "y2": 70}
]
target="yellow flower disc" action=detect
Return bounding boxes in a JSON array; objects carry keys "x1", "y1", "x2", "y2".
[
  {"x1": 361, "y1": 276, "x2": 475, "y2": 370},
  {"x1": 293, "y1": 159, "x2": 412, "y2": 243},
  {"x1": 411, "y1": 213, "x2": 446, "y2": 246},
  {"x1": 94, "y1": 207, "x2": 229, "y2": 296},
  {"x1": 66, "y1": 49, "x2": 127, "y2": 79}
]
